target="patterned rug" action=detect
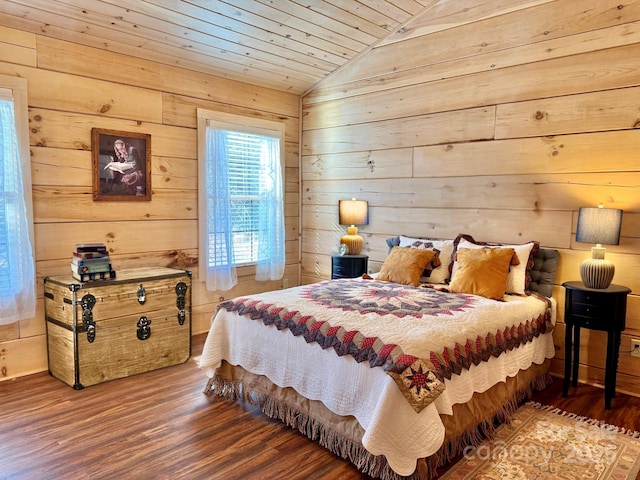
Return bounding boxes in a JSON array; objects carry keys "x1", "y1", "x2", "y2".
[{"x1": 440, "y1": 402, "x2": 640, "y2": 480}]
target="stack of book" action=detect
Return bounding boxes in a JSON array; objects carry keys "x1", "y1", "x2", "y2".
[{"x1": 71, "y1": 243, "x2": 116, "y2": 282}]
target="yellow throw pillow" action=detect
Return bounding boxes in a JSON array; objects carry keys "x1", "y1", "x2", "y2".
[
  {"x1": 449, "y1": 247, "x2": 515, "y2": 299},
  {"x1": 454, "y1": 238, "x2": 535, "y2": 295},
  {"x1": 377, "y1": 247, "x2": 437, "y2": 287}
]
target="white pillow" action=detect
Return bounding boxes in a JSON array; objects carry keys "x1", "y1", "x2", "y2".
[
  {"x1": 398, "y1": 235, "x2": 455, "y2": 285},
  {"x1": 451, "y1": 238, "x2": 535, "y2": 295}
]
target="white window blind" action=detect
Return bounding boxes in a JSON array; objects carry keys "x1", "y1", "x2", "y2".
[{"x1": 226, "y1": 131, "x2": 265, "y2": 265}]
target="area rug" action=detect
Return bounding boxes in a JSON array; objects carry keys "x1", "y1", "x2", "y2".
[{"x1": 440, "y1": 401, "x2": 640, "y2": 480}]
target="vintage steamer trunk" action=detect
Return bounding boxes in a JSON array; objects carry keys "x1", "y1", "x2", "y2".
[{"x1": 44, "y1": 267, "x2": 192, "y2": 389}]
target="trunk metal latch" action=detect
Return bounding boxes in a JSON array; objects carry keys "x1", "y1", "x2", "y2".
[
  {"x1": 80, "y1": 293, "x2": 97, "y2": 343},
  {"x1": 176, "y1": 282, "x2": 187, "y2": 325},
  {"x1": 136, "y1": 316, "x2": 152, "y2": 340},
  {"x1": 137, "y1": 284, "x2": 146, "y2": 304}
]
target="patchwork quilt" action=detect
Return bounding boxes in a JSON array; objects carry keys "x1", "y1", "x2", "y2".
[{"x1": 216, "y1": 279, "x2": 552, "y2": 413}]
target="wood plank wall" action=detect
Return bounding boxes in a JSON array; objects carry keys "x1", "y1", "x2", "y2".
[
  {"x1": 301, "y1": 0, "x2": 640, "y2": 397},
  {"x1": 0, "y1": 26, "x2": 300, "y2": 381}
]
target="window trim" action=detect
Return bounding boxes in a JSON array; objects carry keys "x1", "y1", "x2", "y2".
[{"x1": 196, "y1": 108, "x2": 285, "y2": 280}]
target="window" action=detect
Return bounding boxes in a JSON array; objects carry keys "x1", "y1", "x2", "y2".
[
  {"x1": 0, "y1": 75, "x2": 35, "y2": 325},
  {"x1": 197, "y1": 109, "x2": 285, "y2": 291}
]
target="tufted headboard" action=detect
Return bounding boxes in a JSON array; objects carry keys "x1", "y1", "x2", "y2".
[{"x1": 529, "y1": 248, "x2": 559, "y2": 298}]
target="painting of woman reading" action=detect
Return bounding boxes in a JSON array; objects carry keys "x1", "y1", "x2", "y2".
[{"x1": 92, "y1": 128, "x2": 151, "y2": 201}]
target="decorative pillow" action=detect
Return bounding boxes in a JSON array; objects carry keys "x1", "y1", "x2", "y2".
[
  {"x1": 449, "y1": 247, "x2": 515, "y2": 300},
  {"x1": 398, "y1": 238, "x2": 441, "y2": 277},
  {"x1": 386, "y1": 236, "x2": 401, "y2": 252},
  {"x1": 448, "y1": 233, "x2": 477, "y2": 281},
  {"x1": 528, "y1": 248, "x2": 559, "y2": 298},
  {"x1": 376, "y1": 247, "x2": 437, "y2": 287},
  {"x1": 452, "y1": 238, "x2": 536, "y2": 295},
  {"x1": 398, "y1": 235, "x2": 454, "y2": 285}
]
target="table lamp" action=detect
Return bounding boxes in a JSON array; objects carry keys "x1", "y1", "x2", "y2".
[
  {"x1": 339, "y1": 198, "x2": 368, "y2": 255},
  {"x1": 575, "y1": 204, "x2": 622, "y2": 289}
]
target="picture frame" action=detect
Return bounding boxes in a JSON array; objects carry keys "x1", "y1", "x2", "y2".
[{"x1": 91, "y1": 128, "x2": 151, "y2": 201}]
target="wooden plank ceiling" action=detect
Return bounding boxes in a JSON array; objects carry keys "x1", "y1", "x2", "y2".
[{"x1": 0, "y1": 0, "x2": 436, "y2": 94}]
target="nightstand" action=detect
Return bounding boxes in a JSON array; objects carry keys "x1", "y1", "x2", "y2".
[
  {"x1": 331, "y1": 254, "x2": 368, "y2": 279},
  {"x1": 562, "y1": 281, "x2": 631, "y2": 409}
]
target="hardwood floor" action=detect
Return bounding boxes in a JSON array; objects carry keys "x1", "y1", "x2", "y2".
[{"x1": 1, "y1": 333, "x2": 639, "y2": 480}]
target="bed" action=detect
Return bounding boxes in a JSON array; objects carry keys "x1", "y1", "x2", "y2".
[{"x1": 199, "y1": 235, "x2": 559, "y2": 479}]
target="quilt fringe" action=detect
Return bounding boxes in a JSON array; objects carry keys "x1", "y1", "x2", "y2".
[
  {"x1": 205, "y1": 376, "x2": 404, "y2": 479},
  {"x1": 204, "y1": 372, "x2": 553, "y2": 480}
]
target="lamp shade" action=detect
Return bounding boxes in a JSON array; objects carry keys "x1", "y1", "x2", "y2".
[
  {"x1": 338, "y1": 199, "x2": 368, "y2": 255},
  {"x1": 576, "y1": 207, "x2": 622, "y2": 246},
  {"x1": 575, "y1": 205, "x2": 623, "y2": 289},
  {"x1": 339, "y1": 199, "x2": 369, "y2": 226}
]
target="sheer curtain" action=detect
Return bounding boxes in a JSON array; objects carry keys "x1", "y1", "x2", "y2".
[
  {"x1": 0, "y1": 97, "x2": 35, "y2": 324},
  {"x1": 203, "y1": 127, "x2": 237, "y2": 291},
  {"x1": 255, "y1": 136, "x2": 285, "y2": 281}
]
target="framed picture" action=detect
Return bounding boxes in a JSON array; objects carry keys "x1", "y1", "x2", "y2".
[{"x1": 91, "y1": 128, "x2": 151, "y2": 201}]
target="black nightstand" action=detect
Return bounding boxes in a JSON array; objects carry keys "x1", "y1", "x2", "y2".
[
  {"x1": 331, "y1": 254, "x2": 368, "y2": 279},
  {"x1": 562, "y1": 281, "x2": 631, "y2": 409}
]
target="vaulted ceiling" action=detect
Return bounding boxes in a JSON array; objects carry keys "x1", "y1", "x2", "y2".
[{"x1": 0, "y1": 0, "x2": 437, "y2": 94}]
